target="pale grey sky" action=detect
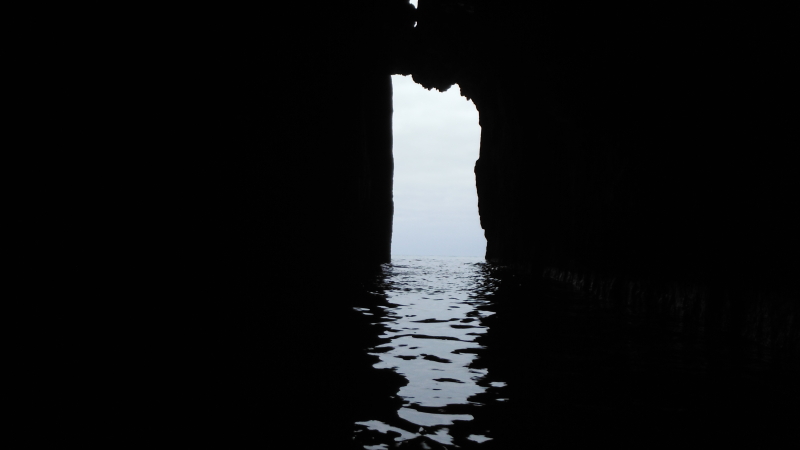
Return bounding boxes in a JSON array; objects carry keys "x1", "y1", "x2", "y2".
[{"x1": 391, "y1": 75, "x2": 485, "y2": 257}]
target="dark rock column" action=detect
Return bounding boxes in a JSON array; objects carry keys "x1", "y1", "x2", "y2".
[{"x1": 360, "y1": 74, "x2": 394, "y2": 264}]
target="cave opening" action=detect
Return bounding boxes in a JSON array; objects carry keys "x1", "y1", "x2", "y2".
[{"x1": 390, "y1": 75, "x2": 484, "y2": 257}]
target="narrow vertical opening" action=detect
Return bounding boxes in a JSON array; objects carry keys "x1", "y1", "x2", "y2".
[{"x1": 391, "y1": 75, "x2": 484, "y2": 257}]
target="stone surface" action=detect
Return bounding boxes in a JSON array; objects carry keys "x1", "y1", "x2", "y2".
[
  {"x1": 399, "y1": 2, "x2": 798, "y2": 356},
  {"x1": 17, "y1": 1, "x2": 797, "y2": 447}
]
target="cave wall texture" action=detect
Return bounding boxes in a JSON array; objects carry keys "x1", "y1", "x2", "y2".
[
  {"x1": 400, "y1": 1, "x2": 799, "y2": 352},
  {"x1": 406, "y1": 1, "x2": 797, "y2": 284},
  {"x1": 17, "y1": 0, "x2": 798, "y2": 445},
  {"x1": 147, "y1": 1, "x2": 797, "y2": 297},
  {"x1": 193, "y1": 1, "x2": 799, "y2": 290},
  {"x1": 131, "y1": 0, "x2": 798, "y2": 349}
]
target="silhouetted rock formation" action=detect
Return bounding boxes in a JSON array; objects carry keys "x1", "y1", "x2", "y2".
[
  {"x1": 21, "y1": 1, "x2": 797, "y2": 447},
  {"x1": 406, "y1": 1, "x2": 799, "y2": 356},
  {"x1": 406, "y1": 2, "x2": 798, "y2": 287},
  {"x1": 101, "y1": 2, "x2": 795, "y2": 307}
]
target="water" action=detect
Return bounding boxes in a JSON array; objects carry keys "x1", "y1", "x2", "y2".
[
  {"x1": 350, "y1": 256, "x2": 798, "y2": 449},
  {"x1": 353, "y1": 256, "x2": 499, "y2": 447}
]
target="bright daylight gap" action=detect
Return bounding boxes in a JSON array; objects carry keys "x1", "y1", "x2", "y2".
[{"x1": 390, "y1": 75, "x2": 485, "y2": 257}]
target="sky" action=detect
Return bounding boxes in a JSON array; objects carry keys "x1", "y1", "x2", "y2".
[{"x1": 390, "y1": 75, "x2": 485, "y2": 257}]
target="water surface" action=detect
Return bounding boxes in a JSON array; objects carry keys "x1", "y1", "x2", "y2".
[
  {"x1": 351, "y1": 256, "x2": 798, "y2": 449},
  {"x1": 353, "y1": 256, "x2": 500, "y2": 448}
]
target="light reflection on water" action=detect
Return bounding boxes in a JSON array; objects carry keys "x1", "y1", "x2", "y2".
[
  {"x1": 350, "y1": 257, "x2": 800, "y2": 448},
  {"x1": 353, "y1": 256, "x2": 500, "y2": 448}
]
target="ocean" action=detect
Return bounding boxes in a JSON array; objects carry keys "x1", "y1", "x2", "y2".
[{"x1": 348, "y1": 256, "x2": 797, "y2": 448}]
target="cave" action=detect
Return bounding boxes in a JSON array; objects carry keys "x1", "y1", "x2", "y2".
[{"x1": 21, "y1": 0, "x2": 797, "y2": 447}]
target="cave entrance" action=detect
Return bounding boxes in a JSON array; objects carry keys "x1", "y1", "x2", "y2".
[{"x1": 390, "y1": 75, "x2": 484, "y2": 257}]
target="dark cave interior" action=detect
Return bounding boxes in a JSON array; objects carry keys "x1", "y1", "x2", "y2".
[
  {"x1": 19, "y1": 1, "x2": 798, "y2": 447},
  {"x1": 185, "y1": 0, "x2": 798, "y2": 347}
]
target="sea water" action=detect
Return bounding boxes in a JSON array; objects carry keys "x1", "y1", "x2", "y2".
[
  {"x1": 352, "y1": 256, "x2": 500, "y2": 448},
  {"x1": 350, "y1": 256, "x2": 798, "y2": 449}
]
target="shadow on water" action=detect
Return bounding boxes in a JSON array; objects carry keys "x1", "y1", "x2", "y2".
[{"x1": 350, "y1": 257, "x2": 798, "y2": 449}]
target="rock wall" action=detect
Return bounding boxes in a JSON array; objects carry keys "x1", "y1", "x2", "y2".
[
  {"x1": 16, "y1": 2, "x2": 412, "y2": 446},
  {"x1": 405, "y1": 1, "x2": 798, "y2": 294},
  {"x1": 23, "y1": 1, "x2": 798, "y2": 445}
]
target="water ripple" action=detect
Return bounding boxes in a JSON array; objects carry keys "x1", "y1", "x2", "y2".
[{"x1": 353, "y1": 256, "x2": 501, "y2": 448}]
